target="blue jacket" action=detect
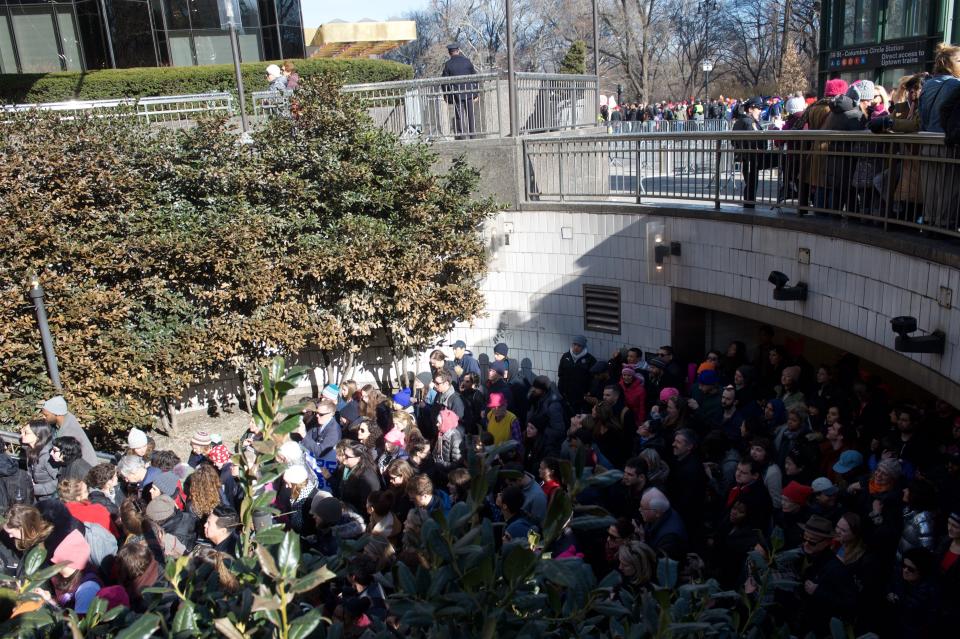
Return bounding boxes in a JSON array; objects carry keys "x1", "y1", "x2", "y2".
[
  {"x1": 920, "y1": 75, "x2": 960, "y2": 132},
  {"x1": 645, "y1": 507, "x2": 688, "y2": 560}
]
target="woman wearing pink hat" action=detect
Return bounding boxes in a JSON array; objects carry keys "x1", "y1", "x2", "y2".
[{"x1": 34, "y1": 529, "x2": 100, "y2": 612}]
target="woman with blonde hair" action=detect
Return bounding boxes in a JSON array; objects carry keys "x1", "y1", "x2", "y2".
[{"x1": 617, "y1": 540, "x2": 658, "y2": 589}]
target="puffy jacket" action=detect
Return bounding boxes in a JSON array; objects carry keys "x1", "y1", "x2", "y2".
[
  {"x1": 898, "y1": 508, "x2": 937, "y2": 559},
  {"x1": 161, "y1": 510, "x2": 198, "y2": 550},
  {"x1": 557, "y1": 351, "x2": 597, "y2": 412},
  {"x1": 434, "y1": 427, "x2": 465, "y2": 469},
  {"x1": 0, "y1": 454, "x2": 33, "y2": 511},
  {"x1": 25, "y1": 443, "x2": 58, "y2": 499},
  {"x1": 526, "y1": 388, "x2": 567, "y2": 458}
]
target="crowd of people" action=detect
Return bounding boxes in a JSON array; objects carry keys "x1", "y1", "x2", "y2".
[
  {"x1": 1, "y1": 327, "x2": 958, "y2": 636},
  {"x1": 600, "y1": 42, "x2": 960, "y2": 225}
]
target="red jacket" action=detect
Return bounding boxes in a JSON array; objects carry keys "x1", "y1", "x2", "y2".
[{"x1": 66, "y1": 500, "x2": 119, "y2": 537}]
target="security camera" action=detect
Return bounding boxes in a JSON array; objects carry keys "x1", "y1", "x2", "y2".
[
  {"x1": 890, "y1": 316, "x2": 945, "y2": 354},
  {"x1": 768, "y1": 271, "x2": 807, "y2": 301}
]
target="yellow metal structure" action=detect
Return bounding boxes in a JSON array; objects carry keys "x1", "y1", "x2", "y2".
[{"x1": 305, "y1": 21, "x2": 417, "y2": 58}]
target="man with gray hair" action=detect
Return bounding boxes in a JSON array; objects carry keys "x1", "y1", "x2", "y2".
[
  {"x1": 116, "y1": 454, "x2": 154, "y2": 502},
  {"x1": 639, "y1": 487, "x2": 688, "y2": 560}
]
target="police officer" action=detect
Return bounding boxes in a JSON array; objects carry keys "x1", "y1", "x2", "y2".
[
  {"x1": 441, "y1": 43, "x2": 478, "y2": 139},
  {"x1": 733, "y1": 97, "x2": 765, "y2": 209}
]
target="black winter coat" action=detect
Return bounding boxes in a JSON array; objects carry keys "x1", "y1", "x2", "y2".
[
  {"x1": 557, "y1": 351, "x2": 597, "y2": 412},
  {"x1": 0, "y1": 454, "x2": 33, "y2": 512}
]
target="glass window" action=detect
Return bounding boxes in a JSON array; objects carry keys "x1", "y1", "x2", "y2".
[
  {"x1": 169, "y1": 34, "x2": 194, "y2": 66},
  {"x1": 56, "y1": 8, "x2": 83, "y2": 71},
  {"x1": 11, "y1": 11, "x2": 62, "y2": 72},
  {"x1": 885, "y1": 0, "x2": 928, "y2": 40},
  {"x1": 238, "y1": 32, "x2": 260, "y2": 61},
  {"x1": 189, "y1": 0, "x2": 221, "y2": 29},
  {"x1": 166, "y1": 0, "x2": 191, "y2": 29},
  {"x1": 843, "y1": 0, "x2": 878, "y2": 44},
  {"x1": 193, "y1": 33, "x2": 231, "y2": 64},
  {"x1": 0, "y1": 15, "x2": 17, "y2": 73},
  {"x1": 110, "y1": 0, "x2": 158, "y2": 68},
  {"x1": 880, "y1": 65, "x2": 924, "y2": 89}
]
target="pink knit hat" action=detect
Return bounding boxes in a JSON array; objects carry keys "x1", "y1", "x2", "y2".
[
  {"x1": 438, "y1": 409, "x2": 459, "y2": 434},
  {"x1": 384, "y1": 428, "x2": 406, "y2": 448},
  {"x1": 659, "y1": 387, "x2": 680, "y2": 402},
  {"x1": 824, "y1": 78, "x2": 849, "y2": 98},
  {"x1": 52, "y1": 529, "x2": 90, "y2": 572}
]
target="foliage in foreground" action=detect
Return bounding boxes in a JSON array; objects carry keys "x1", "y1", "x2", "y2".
[
  {"x1": 0, "y1": 75, "x2": 499, "y2": 437},
  {"x1": 0, "y1": 359, "x2": 870, "y2": 639}
]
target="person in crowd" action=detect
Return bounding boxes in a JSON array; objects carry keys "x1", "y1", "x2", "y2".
[
  {"x1": 732, "y1": 96, "x2": 764, "y2": 208},
  {"x1": 526, "y1": 375, "x2": 567, "y2": 458},
  {"x1": 797, "y1": 513, "x2": 858, "y2": 635},
  {"x1": 486, "y1": 392, "x2": 522, "y2": 449},
  {"x1": 33, "y1": 529, "x2": 99, "y2": 612},
  {"x1": 186, "y1": 462, "x2": 224, "y2": 525},
  {"x1": 886, "y1": 548, "x2": 941, "y2": 639},
  {"x1": 557, "y1": 335, "x2": 597, "y2": 413},
  {"x1": 266, "y1": 64, "x2": 287, "y2": 91},
  {"x1": 114, "y1": 541, "x2": 162, "y2": 612},
  {"x1": 898, "y1": 478, "x2": 939, "y2": 559},
  {"x1": 617, "y1": 540, "x2": 657, "y2": 592},
  {"x1": 188, "y1": 431, "x2": 212, "y2": 468},
  {"x1": 748, "y1": 437, "x2": 782, "y2": 509},
  {"x1": 281, "y1": 61, "x2": 299, "y2": 90},
  {"x1": 378, "y1": 428, "x2": 408, "y2": 477},
  {"x1": 127, "y1": 428, "x2": 152, "y2": 463},
  {"x1": 203, "y1": 505, "x2": 239, "y2": 555},
  {"x1": 84, "y1": 463, "x2": 119, "y2": 517},
  {"x1": 724, "y1": 459, "x2": 772, "y2": 533},
  {"x1": 667, "y1": 429, "x2": 706, "y2": 543},
  {"x1": 458, "y1": 372, "x2": 485, "y2": 435},
  {"x1": 687, "y1": 370, "x2": 722, "y2": 432},
  {"x1": 498, "y1": 484, "x2": 537, "y2": 546},
  {"x1": 936, "y1": 511, "x2": 960, "y2": 633},
  {"x1": 50, "y1": 436, "x2": 92, "y2": 483},
  {"x1": 537, "y1": 457, "x2": 562, "y2": 501},
  {"x1": 357, "y1": 419, "x2": 385, "y2": 459},
  {"x1": 618, "y1": 365, "x2": 647, "y2": 426},
  {"x1": 205, "y1": 445, "x2": 242, "y2": 511},
  {"x1": 810, "y1": 477, "x2": 845, "y2": 523},
  {"x1": 778, "y1": 481, "x2": 813, "y2": 549},
  {"x1": 639, "y1": 488, "x2": 687, "y2": 561},
  {"x1": 449, "y1": 339, "x2": 481, "y2": 386},
  {"x1": 338, "y1": 442, "x2": 381, "y2": 518},
  {"x1": 58, "y1": 477, "x2": 118, "y2": 537},
  {"x1": 433, "y1": 409, "x2": 465, "y2": 478},
  {"x1": 20, "y1": 419, "x2": 58, "y2": 500},
  {"x1": 41, "y1": 395, "x2": 98, "y2": 467},
  {"x1": 278, "y1": 464, "x2": 317, "y2": 535}
]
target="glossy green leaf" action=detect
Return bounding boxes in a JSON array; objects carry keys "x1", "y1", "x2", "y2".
[
  {"x1": 291, "y1": 566, "x2": 336, "y2": 594},
  {"x1": 171, "y1": 601, "x2": 197, "y2": 633},
  {"x1": 256, "y1": 544, "x2": 280, "y2": 579},
  {"x1": 503, "y1": 545, "x2": 537, "y2": 584},
  {"x1": 114, "y1": 612, "x2": 161, "y2": 639},
  {"x1": 21, "y1": 545, "x2": 46, "y2": 577},
  {"x1": 277, "y1": 530, "x2": 301, "y2": 578},
  {"x1": 288, "y1": 609, "x2": 324, "y2": 639}
]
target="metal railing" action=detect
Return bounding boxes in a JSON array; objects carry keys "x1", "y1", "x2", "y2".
[
  {"x1": 2, "y1": 92, "x2": 234, "y2": 123},
  {"x1": 524, "y1": 130, "x2": 960, "y2": 239},
  {"x1": 341, "y1": 72, "x2": 503, "y2": 140},
  {"x1": 607, "y1": 118, "x2": 733, "y2": 134},
  {"x1": 252, "y1": 89, "x2": 294, "y2": 117},
  {"x1": 515, "y1": 72, "x2": 598, "y2": 134}
]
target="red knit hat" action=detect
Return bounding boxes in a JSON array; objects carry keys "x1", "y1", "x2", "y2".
[
  {"x1": 824, "y1": 79, "x2": 849, "y2": 98},
  {"x1": 206, "y1": 444, "x2": 232, "y2": 466},
  {"x1": 782, "y1": 481, "x2": 814, "y2": 505}
]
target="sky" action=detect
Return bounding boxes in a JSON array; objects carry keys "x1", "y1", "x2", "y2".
[{"x1": 301, "y1": 1, "x2": 429, "y2": 26}]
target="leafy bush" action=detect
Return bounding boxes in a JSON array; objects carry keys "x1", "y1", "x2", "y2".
[
  {"x1": 0, "y1": 75, "x2": 497, "y2": 439},
  {"x1": 0, "y1": 58, "x2": 411, "y2": 104}
]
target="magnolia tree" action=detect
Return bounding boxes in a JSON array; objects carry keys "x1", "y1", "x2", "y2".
[{"x1": 0, "y1": 77, "x2": 499, "y2": 439}]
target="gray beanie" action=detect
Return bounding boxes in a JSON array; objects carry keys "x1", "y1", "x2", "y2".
[
  {"x1": 145, "y1": 495, "x2": 176, "y2": 523},
  {"x1": 846, "y1": 80, "x2": 876, "y2": 103}
]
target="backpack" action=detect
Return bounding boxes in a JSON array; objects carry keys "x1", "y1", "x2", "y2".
[
  {"x1": 83, "y1": 522, "x2": 118, "y2": 568},
  {"x1": 0, "y1": 464, "x2": 35, "y2": 513}
]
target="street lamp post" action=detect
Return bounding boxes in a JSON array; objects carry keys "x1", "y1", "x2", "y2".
[
  {"x1": 222, "y1": 0, "x2": 249, "y2": 133},
  {"x1": 592, "y1": 0, "x2": 600, "y2": 75},
  {"x1": 702, "y1": 60, "x2": 714, "y2": 100},
  {"x1": 26, "y1": 273, "x2": 62, "y2": 392}
]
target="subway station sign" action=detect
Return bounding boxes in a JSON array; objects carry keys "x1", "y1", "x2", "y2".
[{"x1": 827, "y1": 39, "x2": 928, "y2": 71}]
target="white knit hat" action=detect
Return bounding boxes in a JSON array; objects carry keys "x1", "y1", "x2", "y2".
[
  {"x1": 785, "y1": 97, "x2": 806, "y2": 115},
  {"x1": 128, "y1": 428, "x2": 148, "y2": 449},
  {"x1": 283, "y1": 465, "x2": 308, "y2": 485}
]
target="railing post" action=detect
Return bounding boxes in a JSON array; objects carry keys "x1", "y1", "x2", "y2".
[
  {"x1": 883, "y1": 139, "x2": 896, "y2": 232},
  {"x1": 558, "y1": 141, "x2": 565, "y2": 201},
  {"x1": 636, "y1": 138, "x2": 642, "y2": 204},
  {"x1": 714, "y1": 138, "x2": 722, "y2": 209}
]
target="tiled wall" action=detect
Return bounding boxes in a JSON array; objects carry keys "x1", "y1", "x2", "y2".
[{"x1": 444, "y1": 210, "x2": 960, "y2": 388}]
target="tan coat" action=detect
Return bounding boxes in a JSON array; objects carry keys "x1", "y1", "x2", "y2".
[
  {"x1": 800, "y1": 99, "x2": 834, "y2": 188},
  {"x1": 889, "y1": 101, "x2": 923, "y2": 203}
]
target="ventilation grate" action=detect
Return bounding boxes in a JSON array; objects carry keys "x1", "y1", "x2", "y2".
[{"x1": 582, "y1": 285, "x2": 621, "y2": 334}]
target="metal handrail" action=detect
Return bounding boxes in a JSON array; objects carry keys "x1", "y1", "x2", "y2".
[
  {"x1": 3, "y1": 92, "x2": 235, "y2": 122},
  {"x1": 340, "y1": 72, "x2": 501, "y2": 93},
  {"x1": 523, "y1": 129, "x2": 959, "y2": 239}
]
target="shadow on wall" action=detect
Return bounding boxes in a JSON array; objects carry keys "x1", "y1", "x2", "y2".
[{"x1": 443, "y1": 212, "x2": 671, "y2": 385}]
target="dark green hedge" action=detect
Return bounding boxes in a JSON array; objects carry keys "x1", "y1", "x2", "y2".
[{"x1": 0, "y1": 58, "x2": 412, "y2": 104}]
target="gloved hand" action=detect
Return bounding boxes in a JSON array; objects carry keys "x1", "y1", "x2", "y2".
[{"x1": 868, "y1": 116, "x2": 894, "y2": 134}]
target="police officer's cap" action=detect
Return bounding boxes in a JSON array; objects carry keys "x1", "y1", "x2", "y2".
[
  {"x1": 743, "y1": 96, "x2": 764, "y2": 110},
  {"x1": 447, "y1": 43, "x2": 461, "y2": 52}
]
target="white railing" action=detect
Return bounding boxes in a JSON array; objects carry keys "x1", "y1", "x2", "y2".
[{"x1": 2, "y1": 92, "x2": 234, "y2": 122}]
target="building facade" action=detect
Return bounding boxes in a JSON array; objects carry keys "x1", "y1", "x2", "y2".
[
  {"x1": 818, "y1": 0, "x2": 960, "y2": 90},
  {"x1": 0, "y1": 0, "x2": 303, "y2": 74}
]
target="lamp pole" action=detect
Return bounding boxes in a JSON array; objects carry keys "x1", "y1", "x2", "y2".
[
  {"x1": 27, "y1": 273, "x2": 62, "y2": 392},
  {"x1": 592, "y1": 0, "x2": 600, "y2": 75},
  {"x1": 702, "y1": 60, "x2": 713, "y2": 100},
  {"x1": 505, "y1": 0, "x2": 519, "y2": 136},
  {"x1": 223, "y1": 0, "x2": 249, "y2": 133}
]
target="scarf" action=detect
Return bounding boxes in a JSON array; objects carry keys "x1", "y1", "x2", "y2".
[
  {"x1": 868, "y1": 477, "x2": 892, "y2": 495},
  {"x1": 569, "y1": 347, "x2": 589, "y2": 363}
]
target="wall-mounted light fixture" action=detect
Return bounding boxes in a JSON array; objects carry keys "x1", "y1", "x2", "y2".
[
  {"x1": 891, "y1": 316, "x2": 946, "y2": 354},
  {"x1": 768, "y1": 271, "x2": 807, "y2": 301},
  {"x1": 654, "y1": 239, "x2": 681, "y2": 272}
]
